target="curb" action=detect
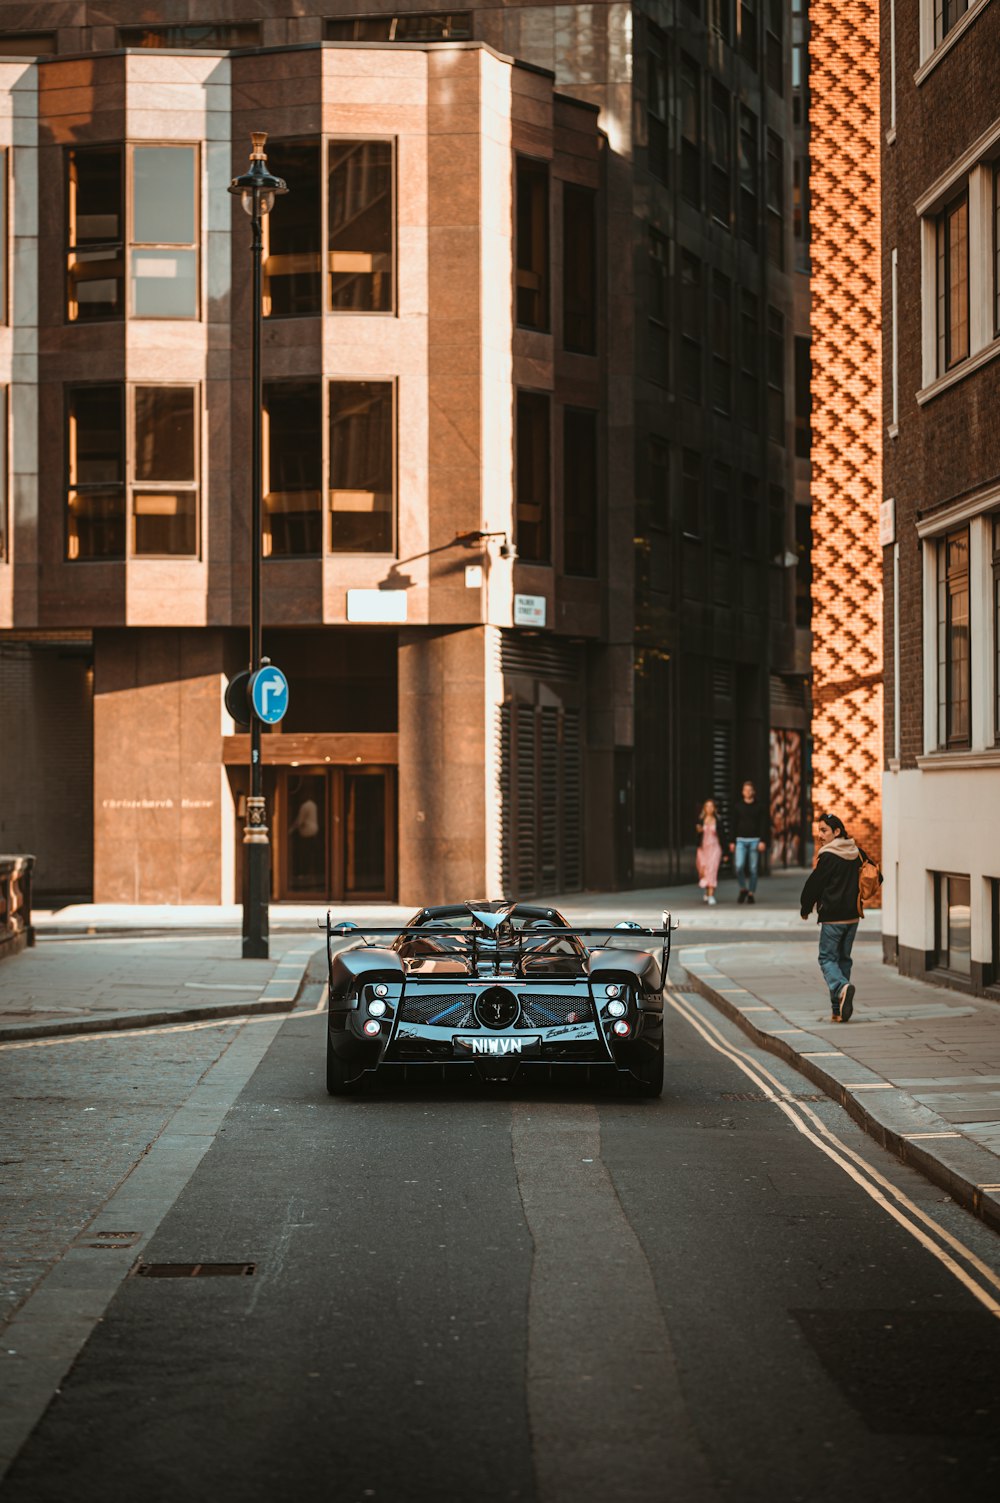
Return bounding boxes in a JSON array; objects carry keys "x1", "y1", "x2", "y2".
[
  {"x1": 678, "y1": 946, "x2": 1000, "y2": 1236},
  {"x1": 0, "y1": 944, "x2": 322, "y2": 1044}
]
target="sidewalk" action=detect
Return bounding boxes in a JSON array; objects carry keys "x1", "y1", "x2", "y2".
[
  {"x1": 0, "y1": 931, "x2": 322, "y2": 1042},
  {"x1": 679, "y1": 938, "x2": 1000, "y2": 1233}
]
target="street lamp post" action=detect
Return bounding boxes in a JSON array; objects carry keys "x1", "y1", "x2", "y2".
[{"x1": 229, "y1": 133, "x2": 287, "y2": 959}]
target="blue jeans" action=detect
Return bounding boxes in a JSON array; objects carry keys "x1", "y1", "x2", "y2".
[
  {"x1": 733, "y1": 837, "x2": 761, "y2": 893},
  {"x1": 818, "y1": 922, "x2": 858, "y2": 1009}
]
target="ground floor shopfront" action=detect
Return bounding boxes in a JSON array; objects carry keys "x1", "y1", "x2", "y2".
[
  {"x1": 881, "y1": 766, "x2": 1000, "y2": 997},
  {"x1": 1, "y1": 625, "x2": 626, "y2": 908}
]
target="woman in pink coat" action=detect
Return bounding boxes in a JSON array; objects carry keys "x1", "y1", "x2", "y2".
[{"x1": 695, "y1": 800, "x2": 725, "y2": 905}]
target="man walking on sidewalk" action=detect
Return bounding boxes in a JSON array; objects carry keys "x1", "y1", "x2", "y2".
[
  {"x1": 729, "y1": 780, "x2": 768, "y2": 904},
  {"x1": 799, "y1": 813, "x2": 863, "y2": 1022}
]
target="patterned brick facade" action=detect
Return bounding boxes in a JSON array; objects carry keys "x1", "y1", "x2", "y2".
[{"x1": 808, "y1": 0, "x2": 883, "y2": 857}]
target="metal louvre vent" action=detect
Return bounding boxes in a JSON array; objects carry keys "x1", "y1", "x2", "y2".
[
  {"x1": 519, "y1": 993, "x2": 594, "y2": 1029},
  {"x1": 499, "y1": 704, "x2": 514, "y2": 896},
  {"x1": 712, "y1": 720, "x2": 732, "y2": 820},
  {"x1": 498, "y1": 701, "x2": 585, "y2": 898},
  {"x1": 398, "y1": 994, "x2": 476, "y2": 1027},
  {"x1": 500, "y1": 633, "x2": 582, "y2": 682},
  {"x1": 540, "y1": 706, "x2": 559, "y2": 894},
  {"x1": 562, "y1": 710, "x2": 582, "y2": 889},
  {"x1": 516, "y1": 707, "x2": 537, "y2": 895}
]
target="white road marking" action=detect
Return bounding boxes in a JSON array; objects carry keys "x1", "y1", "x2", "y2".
[{"x1": 668, "y1": 988, "x2": 1000, "y2": 1316}]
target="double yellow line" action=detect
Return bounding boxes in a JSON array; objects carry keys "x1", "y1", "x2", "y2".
[{"x1": 667, "y1": 987, "x2": 1000, "y2": 1318}]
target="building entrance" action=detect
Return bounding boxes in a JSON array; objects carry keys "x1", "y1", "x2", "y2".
[{"x1": 275, "y1": 766, "x2": 396, "y2": 901}]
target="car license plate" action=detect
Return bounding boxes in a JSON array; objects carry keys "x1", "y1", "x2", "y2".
[{"x1": 454, "y1": 1035, "x2": 540, "y2": 1058}]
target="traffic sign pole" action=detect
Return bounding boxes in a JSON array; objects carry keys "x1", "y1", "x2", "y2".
[{"x1": 243, "y1": 178, "x2": 269, "y2": 960}]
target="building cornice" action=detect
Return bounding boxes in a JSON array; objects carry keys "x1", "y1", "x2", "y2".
[
  {"x1": 916, "y1": 478, "x2": 1000, "y2": 536},
  {"x1": 916, "y1": 750, "x2": 1000, "y2": 771},
  {"x1": 915, "y1": 334, "x2": 1000, "y2": 406},
  {"x1": 913, "y1": 109, "x2": 1000, "y2": 216}
]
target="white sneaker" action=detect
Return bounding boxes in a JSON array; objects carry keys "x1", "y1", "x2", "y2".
[
  {"x1": 707, "y1": 896, "x2": 717, "y2": 906},
  {"x1": 702, "y1": 893, "x2": 709, "y2": 903}
]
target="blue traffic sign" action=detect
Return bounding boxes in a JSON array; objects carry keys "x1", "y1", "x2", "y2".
[{"x1": 250, "y1": 665, "x2": 289, "y2": 724}]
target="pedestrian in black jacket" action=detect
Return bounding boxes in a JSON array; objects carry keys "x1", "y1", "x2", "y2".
[
  {"x1": 728, "y1": 780, "x2": 768, "y2": 904},
  {"x1": 800, "y1": 812, "x2": 863, "y2": 1022}
]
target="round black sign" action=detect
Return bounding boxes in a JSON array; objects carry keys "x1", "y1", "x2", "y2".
[{"x1": 474, "y1": 986, "x2": 520, "y2": 1031}]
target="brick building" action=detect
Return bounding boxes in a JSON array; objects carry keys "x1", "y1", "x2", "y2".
[
  {"x1": 881, "y1": 0, "x2": 1000, "y2": 992},
  {"x1": 0, "y1": 4, "x2": 801, "y2": 907}
]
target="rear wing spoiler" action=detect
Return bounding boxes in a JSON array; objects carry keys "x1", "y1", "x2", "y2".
[{"x1": 324, "y1": 912, "x2": 680, "y2": 978}]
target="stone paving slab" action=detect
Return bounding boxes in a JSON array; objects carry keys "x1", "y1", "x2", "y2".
[
  {"x1": 679, "y1": 941, "x2": 1000, "y2": 1234},
  {"x1": 0, "y1": 932, "x2": 321, "y2": 1041}
]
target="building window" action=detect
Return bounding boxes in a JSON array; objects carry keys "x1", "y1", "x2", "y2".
[
  {"x1": 647, "y1": 25, "x2": 670, "y2": 185},
  {"x1": 933, "y1": 0, "x2": 970, "y2": 46},
  {"x1": 563, "y1": 408, "x2": 598, "y2": 577},
  {"x1": 563, "y1": 185, "x2": 597, "y2": 355},
  {"x1": 739, "y1": 0, "x2": 758, "y2": 66},
  {"x1": 766, "y1": 306, "x2": 785, "y2": 443},
  {"x1": 989, "y1": 878, "x2": 1000, "y2": 988},
  {"x1": 325, "y1": 14, "x2": 472, "y2": 40},
  {"x1": 648, "y1": 229, "x2": 670, "y2": 387},
  {"x1": 709, "y1": 82, "x2": 731, "y2": 228},
  {"x1": 739, "y1": 289, "x2": 760, "y2": 429},
  {"x1": 937, "y1": 527, "x2": 970, "y2": 747},
  {"x1": 935, "y1": 872, "x2": 971, "y2": 977},
  {"x1": 264, "y1": 139, "x2": 322, "y2": 318},
  {"x1": 793, "y1": 157, "x2": 810, "y2": 269},
  {"x1": 132, "y1": 386, "x2": 198, "y2": 556},
  {"x1": 765, "y1": 0, "x2": 784, "y2": 94},
  {"x1": 795, "y1": 504, "x2": 811, "y2": 627},
  {"x1": 710, "y1": 272, "x2": 732, "y2": 415},
  {"x1": 131, "y1": 147, "x2": 198, "y2": 318},
  {"x1": 936, "y1": 190, "x2": 969, "y2": 372},
  {"x1": 516, "y1": 158, "x2": 549, "y2": 331},
  {"x1": 993, "y1": 163, "x2": 1000, "y2": 338},
  {"x1": 263, "y1": 380, "x2": 322, "y2": 558},
  {"x1": 0, "y1": 32, "x2": 57, "y2": 54},
  {"x1": 118, "y1": 23, "x2": 261, "y2": 47},
  {"x1": 679, "y1": 252, "x2": 702, "y2": 402},
  {"x1": 329, "y1": 381, "x2": 394, "y2": 553},
  {"x1": 67, "y1": 145, "x2": 198, "y2": 322},
  {"x1": 328, "y1": 140, "x2": 393, "y2": 313},
  {"x1": 66, "y1": 385, "x2": 125, "y2": 561},
  {"x1": 765, "y1": 130, "x2": 784, "y2": 268},
  {"x1": 679, "y1": 54, "x2": 701, "y2": 207},
  {"x1": 67, "y1": 148, "x2": 124, "y2": 322},
  {"x1": 681, "y1": 449, "x2": 702, "y2": 538},
  {"x1": 711, "y1": 0, "x2": 733, "y2": 45},
  {"x1": 516, "y1": 392, "x2": 550, "y2": 564},
  {"x1": 992, "y1": 513, "x2": 1000, "y2": 743},
  {"x1": 794, "y1": 335, "x2": 811, "y2": 458},
  {"x1": 738, "y1": 107, "x2": 759, "y2": 248},
  {"x1": 712, "y1": 462, "x2": 733, "y2": 605},
  {"x1": 0, "y1": 148, "x2": 6, "y2": 324},
  {"x1": 0, "y1": 388, "x2": 7, "y2": 562}
]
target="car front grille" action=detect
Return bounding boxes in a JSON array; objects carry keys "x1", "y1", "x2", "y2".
[{"x1": 397, "y1": 990, "x2": 594, "y2": 1030}]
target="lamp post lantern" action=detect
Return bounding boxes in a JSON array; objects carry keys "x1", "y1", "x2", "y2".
[{"x1": 229, "y1": 133, "x2": 287, "y2": 959}]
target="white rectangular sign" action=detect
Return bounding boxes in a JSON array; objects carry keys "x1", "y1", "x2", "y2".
[
  {"x1": 514, "y1": 593, "x2": 546, "y2": 628},
  {"x1": 879, "y1": 497, "x2": 895, "y2": 547},
  {"x1": 346, "y1": 589, "x2": 408, "y2": 624}
]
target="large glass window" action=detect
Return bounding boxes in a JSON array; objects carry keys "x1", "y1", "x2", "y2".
[
  {"x1": 794, "y1": 335, "x2": 812, "y2": 459},
  {"x1": 329, "y1": 381, "x2": 394, "y2": 553},
  {"x1": 0, "y1": 32, "x2": 57, "y2": 54},
  {"x1": 648, "y1": 229, "x2": 670, "y2": 387},
  {"x1": 993, "y1": 163, "x2": 1000, "y2": 339},
  {"x1": 563, "y1": 185, "x2": 596, "y2": 354},
  {"x1": 765, "y1": 0, "x2": 783, "y2": 95},
  {"x1": 937, "y1": 527, "x2": 970, "y2": 747},
  {"x1": 263, "y1": 380, "x2": 323, "y2": 558},
  {"x1": 328, "y1": 140, "x2": 393, "y2": 313},
  {"x1": 647, "y1": 25, "x2": 670, "y2": 185},
  {"x1": 118, "y1": 23, "x2": 261, "y2": 47},
  {"x1": 67, "y1": 148, "x2": 124, "y2": 322},
  {"x1": 132, "y1": 387, "x2": 198, "y2": 556},
  {"x1": 739, "y1": 0, "x2": 758, "y2": 66},
  {"x1": 67, "y1": 146, "x2": 198, "y2": 321},
  {"x1": 739, "y1": 289, "x2": 760, "y2": 430},
  {"x1": 131, "y1": 146, "x2": 198, "y2": 318},
  {"x1": 516, "y1": 158, "x2": 549, "y2": 331},
  {"x1": 765, "y1": 130, "x2": 784, "y2": 268},
  {"x1": 325, "y1": 14, "x2": 472, "y2": 40},
  {"x1": 0, "y1": 388, "x2": 7, "y2": 561},
  {"x1": 264, "y1": 140, "x2": 322, "y2": 318},
  {"x1": 563, "y1": 408, "x2": 598, "y2": 577},
  {"x1": 516, "y1": 391, "x2": 550, "y2": 564},
  {"x1": 709, "y1": 83, "x2": 731, "y2": 228},
  {"x1": 766, "y1": 306, "x2": 785, "y2": 443},
  {"x1": 993, "y1": 513, "x2": 1000, "y2": 743},
  {"x1": 933, "y1": 0, "x2": 970, "y2": 46},
  {"x1": 0, "y1": 149, "x2": 6, "y2": 323},
  {"x1": 936, "y1": 190, "x2": 969, "y2": 372},
  {"x1": 710, "y1": 272, "x2": 732, "y2": 416},
  {"x1": 936, "y1": 873, "x2": 971, "y2": 977},
  {"x1": 66, "y1": 385, "x2": 125, "y2": 560},
  {"x1": 680, "y1": 252, "x2": 702, "y2": 402},
  {"x1": 738, "y1": 107, "x2": 759, "y2": 248},
  {"x1": 679, "y1": 54, "x2": 701, "y2": 207}
]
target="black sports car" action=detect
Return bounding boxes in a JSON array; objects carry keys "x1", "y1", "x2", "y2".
[{"x1": 325, "y1": 902, "x2": 674, "y2": 1097}]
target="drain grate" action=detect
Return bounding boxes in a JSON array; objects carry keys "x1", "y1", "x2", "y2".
[{"x1": 132, "y1": 1262, "x2": 256, "y2": 1278}]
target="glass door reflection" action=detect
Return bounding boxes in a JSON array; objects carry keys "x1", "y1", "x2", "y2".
[{"x1": 284, "y1": 772, "x2": 328, "y2": 896}]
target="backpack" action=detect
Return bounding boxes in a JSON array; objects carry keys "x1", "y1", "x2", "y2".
[{"x1": 857, "y1": 849, "x2": 883, "y2": 915}]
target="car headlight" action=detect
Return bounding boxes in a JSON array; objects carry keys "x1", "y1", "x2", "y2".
[
  {"x1": 605, "y1": 984, "x2": 621, "y2": 998},
  {"x1": 368, "y1": 999, "x2": 387, "y2": 1017},
  {"x1": 373, "y1": 983, "x2": 389, "y2": 998}
]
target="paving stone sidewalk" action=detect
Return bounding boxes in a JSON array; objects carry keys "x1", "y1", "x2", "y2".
[
  {"x1": 680, "y1": 938, "x2": 1000, "y2": 1232},
  {"x1": 0, "y1": 932, "x2": 322, "y2": 1041}
]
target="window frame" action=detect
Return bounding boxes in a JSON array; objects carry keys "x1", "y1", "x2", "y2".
[
  {"x1": 992, "y1": 511, "x2": 1000, "y2": 744},
  {"x1": 679, "y1": 250, "x2": 703, "y2": 403},
  {"x1": 934, "y1": 870, "x2": 973, "y2": 978},
  {"x1": 646, "y1": 23, "x2": 671, "y2": 186},
  {"x1": 128, "y1": 143, "x2": 200, "y2": 322},
  {"x1": 327, "y1": 376, "x2": 397, "y2": 556},
  {"x1": 0, "y1": 386, "x2": 7, "y2": 563},
  {"x1": 129, "y1": 383, "x2": 200, "y2": 559},
  {"x1": 515, "y1": 389, "x2": 552, "y2": 565},
  {"x1": 515, "y1": 155, "x2": 550, "y2": 333},
  {"x1": 327, "y1": 136, "x2": 396, "y2": 317},
  {"x1": 647, "y1": 228, "x2": 670, "y2": 388},
  {"x1": 937, "y1": 525, "x2": 971, "y2": 748},
  {"x1": 0, "y1": 147, "x2": 7, "y2": 327},
  {"x1": 562, "y1": 183, "x2": 597, "y2": 356},
  {"x1": 936, "y1": 188, "x2": 970, "y2": 373},
  {"x1": 562, "y1": 405, "x2": 600, "y2": 579},
  {"x1": 933, "y1": 0, "x2": 970, "y2": 47},
  {"x1": 64, "y1": 382, "x2": 127, "y2": 562}
]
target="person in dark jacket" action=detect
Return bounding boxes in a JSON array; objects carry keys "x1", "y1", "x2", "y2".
[
  {"x1": 729, "y1": 780, "x2": 768, "y2": 904},
  {"x1": 800, "y1": 812, "x2": 863, "y2": 1022}
]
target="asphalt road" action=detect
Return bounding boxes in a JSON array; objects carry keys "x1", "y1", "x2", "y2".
[{"x1": 3, "y1": 949, "x2": 1000, "y2": 1503}]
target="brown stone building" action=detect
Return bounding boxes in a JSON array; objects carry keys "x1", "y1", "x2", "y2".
[
  {"x1": 880, "y1": 0, "x2": 1000, "y2": 992},
  {"x1": 0, "y1": 4, "x2": 800, "y2": 907}
]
